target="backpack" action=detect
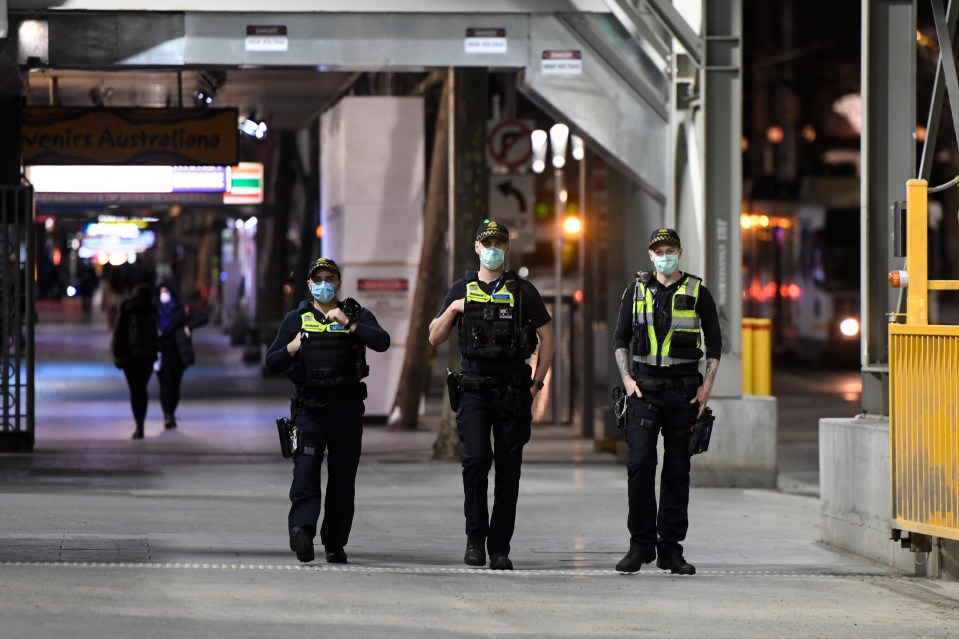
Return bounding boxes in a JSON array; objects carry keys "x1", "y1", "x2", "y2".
[{"x1": 127, "y1": 310, "x2": 159, "y2": 359}]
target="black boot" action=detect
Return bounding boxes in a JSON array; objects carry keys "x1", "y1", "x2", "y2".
[
  {"x1": 656, "y1": 553, "x2": 696, "y2": 575},
  {"x1": 615, "y1": 548, "x2": 656, "y2": 573},
  {"x1": 489, "y1": 554, "x2": 513, "y2": 570},
  {"x1": 289, "y1": 526, "x2": 315, "y2": 563},
  {"x1": 325, "y1": 546, "x2": 348, "y2": 564},
  {"x1": 464, "y1": 538, "x2": 486, "y2": 567},
  {"x1": 131, "y1": 424, "x2": 144, "y2": 440}
]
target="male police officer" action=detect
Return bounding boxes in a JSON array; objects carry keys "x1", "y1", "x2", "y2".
[
  {"x1": 266, "y1": 258, "x2": 390, "y2": 564},
  {"x1": 612, "y1": 228, "x2": 722, "y2": 575},
  {"x1": 429, "y1": 220, "x2": 554, "y2": 570}
]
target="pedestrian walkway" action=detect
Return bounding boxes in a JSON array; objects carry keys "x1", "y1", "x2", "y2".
[{"x1": 1, "y1": 301, "x2": 957, "y2": 638}]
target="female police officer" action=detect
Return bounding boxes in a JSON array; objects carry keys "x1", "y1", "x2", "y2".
[
  {"x1": 612, "y1": 228, "x2": 722, "y2": 575},
  {"x1": 429, "y1": 220, "x2": 554, "y2": 570},
  {"x1": 266, "y1": 258, "x2": 390, "y2": 564}
]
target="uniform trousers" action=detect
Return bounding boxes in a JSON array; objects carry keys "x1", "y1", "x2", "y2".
[
  {"x1": 456, "y1": 385, "x2": 532, "y2": 557},
  {"x1": 288, "y1": 397, "x2": 365, "y2": 552},
  {"x1": 624, "y1": 386, "x2": 698, "y2": 558}
]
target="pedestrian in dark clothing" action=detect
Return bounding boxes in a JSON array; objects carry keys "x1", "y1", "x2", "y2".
[
  {"x1": 429, "y1": 220, "x2": 554, "y2": 571},
  {"x1": 266, "y1": 258, "x2": 390, "y2": 564},
  {"x1": 112, "y1": 283, "x2": 159, "y2": 439},
  {"x1": 612, "y1": 228, "x2": 723, "y2": 575},
  {"x1": 156, "y1": 281, "x2": 208, "y2": 430}
]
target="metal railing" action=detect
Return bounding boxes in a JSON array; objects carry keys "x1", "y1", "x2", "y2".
[
  {"x1": 888, "y1": 179, "x2": 959, "y2": 541},
  {"x1": 0, "y1": 186, "x2": 35, "y2": 452}
]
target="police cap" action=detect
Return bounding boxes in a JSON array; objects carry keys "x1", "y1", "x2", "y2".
[
  {"x1": 475, "y1": 220, "x2": 511, "y2": 242},
  {"x1": 307, "y1": 257, "x2": 341, "y2": 279},
  {"x1": 648, "y1": 228, "x2": 682, "y2": 250}
]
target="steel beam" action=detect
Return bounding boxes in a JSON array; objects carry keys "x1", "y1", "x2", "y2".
[
  {"x1": 641, "y1": 0, "x2": 702, "y2": 66},
  {"x1": 861, "y1": 0, "x2": 915, "y2": 415},
  {"x1": 919, "y1": 0, "x2": 959, "y2": 179},
  {"x1": 703, "y1": 0, "x2": 741, "y2": 396}
]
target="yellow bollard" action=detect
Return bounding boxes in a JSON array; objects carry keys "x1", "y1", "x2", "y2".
[
  {"x1": 752, "y1": 318, "x2": 772, "y2": 396},
  {"x1": 742, "y1": 319, "x2": 754, "y2": 395}
]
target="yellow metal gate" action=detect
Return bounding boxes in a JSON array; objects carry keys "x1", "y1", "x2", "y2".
[{"x1": 888, "y1": 179, "x2": 959, "y2": 541}]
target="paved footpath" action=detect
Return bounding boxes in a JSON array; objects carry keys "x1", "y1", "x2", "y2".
[{"x1": 0, "y1": 308, "x2": 957, "y2": 638}]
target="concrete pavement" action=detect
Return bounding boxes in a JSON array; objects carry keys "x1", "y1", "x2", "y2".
[{"x1": 1, "y1": 303, "x2": 957, "y2": 638}]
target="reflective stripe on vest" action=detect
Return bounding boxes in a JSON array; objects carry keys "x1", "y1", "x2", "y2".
[
  {"x1": 465, "y1": 280, "x2": 515, "y2": 306},
  {"x1": 300, "y1": 312, "x2": 350, "y2": 334},
  {"x1": 632, "y1": 275, "x2": 702, "y2": 366}
]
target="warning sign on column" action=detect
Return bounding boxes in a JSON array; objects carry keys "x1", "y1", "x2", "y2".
[{"x1": 541, "y1": 50, "x2": 583, "y2": 76}]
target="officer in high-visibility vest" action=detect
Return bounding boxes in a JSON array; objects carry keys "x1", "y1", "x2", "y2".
[
  {"x1": 429, "y1": 220, "x2": 554, "y2": 570},
  {"x1": 612, "y1": 228, "x2": 722, "y2": 575},
  {"x1": 266, "y1": 257, "x2": 390, "y2": 564}
]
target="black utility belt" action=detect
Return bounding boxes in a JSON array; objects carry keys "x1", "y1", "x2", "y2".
[
  {"x1": 458, "y1": 373, "x2": 527, "y2": 391},
  {"x1": 635, "y1": 376, "x2": 699, "y2": 393},
  {"x1": 294, "y1": 383, "x2": 367, "y2": 408}
]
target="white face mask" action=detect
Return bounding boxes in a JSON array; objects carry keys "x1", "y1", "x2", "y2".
[
  {"x1": 159, "y1": 292, "x2": 172, "y2": 305},
  {"x1": 479, "y1": 246, "x2": 506, "y2": 270}
]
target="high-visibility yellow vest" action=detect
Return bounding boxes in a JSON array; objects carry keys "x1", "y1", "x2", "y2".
[{"x1": 631, "y1": 273, "x2": 703, "y2": 366}]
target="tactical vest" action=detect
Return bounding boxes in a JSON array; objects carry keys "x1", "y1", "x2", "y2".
[
  {"x1": 298, "y1": 311, "x2": 368, "y2": 392},
  {"x1": 631, "y1": 273, "x2": 704, "y2": 367},
  {"x1": 458, "y1": 272, "x2": 536, "y2": 361}
]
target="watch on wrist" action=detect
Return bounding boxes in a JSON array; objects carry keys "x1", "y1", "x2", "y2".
[{"x1": 530, "y1": 379, "x2": 544, "y2": 390}]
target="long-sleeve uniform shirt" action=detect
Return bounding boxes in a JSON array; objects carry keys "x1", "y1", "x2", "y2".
[{"x1": 613, "y1": 273, "x2": 723, "y2": 380}]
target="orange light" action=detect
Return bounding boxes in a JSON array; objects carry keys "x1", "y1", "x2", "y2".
[
  {"x1": 52, "y1": 247, "x2": 61, "y2": 267},
  {"x1": 788, "y1": 283, "x2": 801, "y2": 299},
  {"x1": 315, "y1": 225, "x2": 324, "y2": 239},
  {"x1": 740, "y1": 214, "x2": 752, "y2": 229},
  {"x1": 766, "y1": 126, "x2": 784, "y2": 144},
  {"x1": 759, "y1": 215, "x2": 769, "y2": 227},
  {"x1": 563, "y1": 215, "x2": 583, "y2": 236},
  {"x1": 573, "y1": 289, "x2": 583, "y2": 304}
]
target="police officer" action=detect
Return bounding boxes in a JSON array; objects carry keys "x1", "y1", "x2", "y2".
[
  {"x1": 429, "y1": 220, "x2": 554, "y2": 570},
  {"x1": 266, "y1": 258, "x2": 390, "y2": 564},
  {"x1": 613, "y1": 228, "x2": 722, "y2": 575}
]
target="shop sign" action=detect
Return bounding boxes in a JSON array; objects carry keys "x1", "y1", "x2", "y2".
[{"x1": 22, "y1": 107, "x2": 239, "y2": 166}]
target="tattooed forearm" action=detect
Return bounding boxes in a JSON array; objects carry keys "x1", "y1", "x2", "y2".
[
  {"x1": 704, "y1": 358, "x2": 719, "y2": 385},
  {"x1": 615, "y1": 348, "x2": 632, "y2": 380}
]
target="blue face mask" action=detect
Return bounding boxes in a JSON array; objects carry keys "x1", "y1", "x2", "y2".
[
  {"x1": 653, "y1": 254, "x2": 680, "y2": 276},
  {"x1": 311, "y1": 281, "x2": 336, "y2": 303},
  {"x1": 480, "y1": 246, "x2": 506, "y2": 270}
]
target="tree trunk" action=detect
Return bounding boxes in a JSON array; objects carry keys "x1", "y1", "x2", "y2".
[
  {"x1": 390, "y1": 72, "x2": 450, "y2": 431},
  {"x1": 432, "y1": 67, "x2": 490, "y2": 460}
]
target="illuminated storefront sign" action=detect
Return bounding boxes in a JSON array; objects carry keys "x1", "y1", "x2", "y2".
[{"x1": 22, "y1": 107, "x2": 239, "y2": 166}]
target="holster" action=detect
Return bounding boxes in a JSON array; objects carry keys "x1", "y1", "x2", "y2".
[
  {"x1": 276, "y1": 417, "x2": 302, "y2": 459},
  {"x1": 688, "y1": 406, "x2": 715, "y2": 455},
  {"x1": 446, "y1": 368, "x2": 462, "y2": 412}
]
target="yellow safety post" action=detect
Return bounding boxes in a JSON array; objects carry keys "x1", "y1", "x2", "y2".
[
  {"x1": 742, "y1": 318, "x2": 754, "y2": 394},
  {"x1": 905, "y1": 179, "x2": 928, "y2": 326},
  {"x1": 751, "y1": 318, "x2": 772, "y2": 396}
]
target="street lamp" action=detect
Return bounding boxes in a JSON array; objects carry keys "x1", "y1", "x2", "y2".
[{"x1": 530, "y1": 125, "x2": 570, "y2": 423}]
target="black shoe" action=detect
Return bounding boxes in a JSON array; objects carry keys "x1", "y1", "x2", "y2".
[
  {"x1": 656, "y1": 554, "x2": 696, "y2": 575},
  {"x1": 164, "y1": 414, "x2": 177, "y2": 430},
  {"x1": 131, "y1": 426, "x2": 144, "y2": 440},
  {"x1": 464, "y1": 538, "x2": 486, "y2": 567},
  {"x1": 489, "y1": 554, "x2": 513, "y2": 570},
  {"x1": 325, "y1": 548, "x2": 348, "y2": 564},
  {"x1": 615, "y1": 548, "x2": 656, "y2": 573},
  {"x1": 289, "y1": 526, "x2": 315, "y2": 563}
]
